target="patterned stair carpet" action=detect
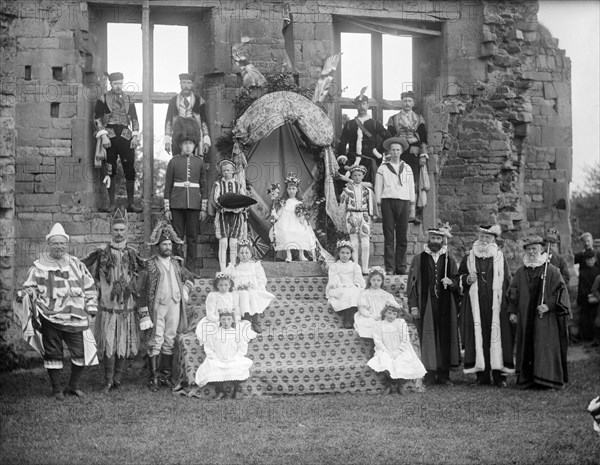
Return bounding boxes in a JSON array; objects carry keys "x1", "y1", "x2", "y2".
[{"x1": 177, "y1": 275, "x2": 422, "y2": 397}]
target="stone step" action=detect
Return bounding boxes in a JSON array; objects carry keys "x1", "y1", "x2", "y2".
[
  {"x1": 192, "y1": 261, "x2": 326, "y2": 279},
  {"x1": 187, "y1": 275, "x2": 408, "y2": 308}
]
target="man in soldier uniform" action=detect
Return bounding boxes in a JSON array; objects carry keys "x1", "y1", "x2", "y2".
[
  {"x1": 164, "y1": 73, "x2": 211, "y2": 157},
  {"x1": 164, "y1": 117, "x2": 208, "y2": 271},
  {"x1": 94, "y1": 72, "x2": 142, "y2": 213}
]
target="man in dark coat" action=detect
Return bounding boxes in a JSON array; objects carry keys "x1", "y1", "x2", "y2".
[
  {"x1": 574, "y1": 232, "x2": 600, "y2": 342},
  {"x1": 337, "y1": 93, "x2": 391, "y2": 184},
  {"x1": 138, "y1": 222, "x2": 194, "y2": 391},
  {"x1": 508, "y1": 236, "x2": 570, "y2": 389},
  {"x1": 94, "y1": 72, "x2": 142, "y2": 213},
  {"x1": 164, "y1": 73, "x2": 211, "y2": 156},
  {"x1": 407, "y1": 225, "x2": 460, "y2": 385},
  {"x1": 458, "y1": 224, "x2": 514, "y2": 387}
]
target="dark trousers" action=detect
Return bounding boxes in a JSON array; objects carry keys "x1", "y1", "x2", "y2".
[
  {"x1": 171, "y1": 208, "x2": 200, "y2": 268},
  {"x1": 381, "y1": 198, "x2": 410, "y2": 272},
  {"x1": 106, "y1": 126, "x2": 136, "y2": 180},
  {"x1": 580, "y1": 302, "x2": 598, "y2": 340},
  {"x1": 41, "y1": 319, "x2": 85, "y2": 365}
]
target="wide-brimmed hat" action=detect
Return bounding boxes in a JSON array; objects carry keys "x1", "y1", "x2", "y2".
[
  {"x1": 479, "y1": 224, "x2": 502, "y2": 237},
  {"x1": 383, "y1": 137, "x2": 409, "y2": 152},
  {"x1": 522, "y1": 236, "x2": 545, "y2": 249}
]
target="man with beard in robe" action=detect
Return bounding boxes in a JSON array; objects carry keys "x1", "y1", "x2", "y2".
[
  {"x1": 407, "y1": 225, "x2": 460, "y2": 385},
  {"x1": 507, "y1": 236, "x2": 570, "y2": 389},
  {"x1": 458, "y1": 225, "x2": 514, "y2": 387}
]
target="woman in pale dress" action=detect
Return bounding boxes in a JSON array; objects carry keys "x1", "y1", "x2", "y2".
[
  {"x1": 326, "y1": 240, "x2": 366, "y2": 328},
  {"x1": 354, "y1": 266, "x2": 396, "y2": 338},
  {"x1": 226, "y1": 240, "x2": 275, "y2": 334},
  {"x1": 270, "y1": 173, "x2": 317, "y2": 262},
  {"x1": 195, "y1": 311, "x2": 253, "y2": 400},
  {"x1": 195, "y1": 272, "x2": 256, "y2": 345},
  {"x1": 367, "y1": 301, "x2": 427, "y2": 394}
]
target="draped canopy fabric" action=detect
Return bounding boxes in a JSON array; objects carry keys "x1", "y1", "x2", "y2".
[{"x1": 233, "y1": 91, "x2": 334, "y2": 146}]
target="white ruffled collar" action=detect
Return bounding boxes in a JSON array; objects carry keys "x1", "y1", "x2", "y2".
[{"x1": 472, "y1": 241, "x2": 499, "y2": 259}]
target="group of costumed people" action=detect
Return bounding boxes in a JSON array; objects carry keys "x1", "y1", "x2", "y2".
[
  {"x1": 15, "y1": 71, "x2": 574, "y2": 400},
  {"x1": 325, "y1": 224, "x2": 571, "y2": 392}
]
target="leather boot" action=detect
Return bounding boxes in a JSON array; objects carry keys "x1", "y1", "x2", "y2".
[
  {"x1": 47, "y1": 368, "x2": 64, "y2": 401},
  {"x1": 382, "y1": 375, "x2": 392, "y2": 395},
  {"x1": 148, "y1": 355, "x2": 159, "y2": 392},
  {"x1": 102, "y1": 356, "x2": 115, "y2": 393},
  {"x1": 126, "y1": 180, "x2": 142, "y2": 213},
  {"x1": 159, "y1": 353, "x2": 175, "y2": 388},
  {"x1": 64, "y1": 363, "x2": 85, "y2": 398},
  {"x1": 103, "y1": 181, "x2": 116, "y2": 213},
  {"x1": 232, "y1": 381, "x2": 243, "y2": 400},
  {"x1": 113, "y1": 356, "x2": 125, "y2": 389},
  {"x1": 251, "y1": 314, "x2": 262, "y2": 334}
]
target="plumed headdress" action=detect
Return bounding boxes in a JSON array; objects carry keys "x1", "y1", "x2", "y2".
[
  {"x1": 428, "y1": 221, "x2": 452, "y2": 238},
  {"x1": 353, "y1": 86, "x2": 369, "y2": 104},
  {"x1": 147, "y1": 218, "x2": 183, "y2": 245},
  {"x1": 479, "y1": 224, "x2": 502, "y2": 237},
  {"x1": 173, "y1": 117, "x2": 200, "y2": 149}
]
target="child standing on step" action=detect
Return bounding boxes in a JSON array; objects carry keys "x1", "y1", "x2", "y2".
[
  {"x1": 367, "y1": 301, "x2": 426, "y2": 394},
  {"x1": 354, "y1": 266, "x2": 396, "y2": 338},
  {"x1": 326, "y1": 240, "x2": 365, "y2": 329},
  {"x1": 195, "y1": 272, "x2": 256, "y2": 345},
  {"x1": 213, "y1": 159, "x2": 247, "y2": 271},
  {"x1": 226, "y1": 240, "x2": 275, "y2": 334},
  {"x1": 340, "y1": 165, "x2": 377, "y2": 274},
  {"x1": 195, "y1": 310, "x2": 253, "y2": 400},
  {"x1": 270, "y1": 173, "x2": 317, "y2": 263}
]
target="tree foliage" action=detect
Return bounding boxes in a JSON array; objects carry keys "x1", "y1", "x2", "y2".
[{"x1": 571, "y1": 162, "x2": 600, "y2": 237}]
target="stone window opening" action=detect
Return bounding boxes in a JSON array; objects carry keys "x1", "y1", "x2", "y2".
[
  {"x1": 52, "y1": 67, "x2": 63, "y2": 81},
  {"x1": 24, "y1": 65, "x2": 31, "y2": 81},
  {"x1": 50, "y1": 102, "x2": 59, "y2": 118}
]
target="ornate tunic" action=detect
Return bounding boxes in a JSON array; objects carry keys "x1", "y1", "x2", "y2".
[{"x1": 340, "y1": 182, "x2": 376, "y2": 236}]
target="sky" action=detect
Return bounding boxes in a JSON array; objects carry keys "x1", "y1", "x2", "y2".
[
  {"x1": 106, "y1": 2, "x2": 600, "y2": 192},
  {"x1": 537, "y1": 0, "x2": 600, "y2": 192}
]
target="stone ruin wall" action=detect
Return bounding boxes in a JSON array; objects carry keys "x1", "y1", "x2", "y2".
[{"x1": 0, "y1": 0, "x2": 572, "y2": 364}]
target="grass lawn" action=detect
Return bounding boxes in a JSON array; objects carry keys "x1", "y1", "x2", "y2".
[{"x1": 1, "y1": 348, "x2": 599, "y2": 465}]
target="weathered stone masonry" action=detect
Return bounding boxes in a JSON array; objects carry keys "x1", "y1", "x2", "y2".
[{"x1": 0, "y1": 1, "x2": 571, "y2": 364}]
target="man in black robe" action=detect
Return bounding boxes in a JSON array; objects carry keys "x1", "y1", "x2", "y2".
[
  {"x1": 458, "y1": 224, "x2": 514, "y2": 387},
  {"x1": 507, "y1": 236, "x2": 570, "y2": 389},
  {"x1": 407, "y1": 225, "x2": 460, "y2": 385}
]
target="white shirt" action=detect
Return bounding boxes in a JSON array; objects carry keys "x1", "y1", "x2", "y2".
[{"x1": 375, "y1": 161, "x2": 415, "y2": 202}]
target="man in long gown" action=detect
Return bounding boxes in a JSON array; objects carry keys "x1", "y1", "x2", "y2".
[
  {"x1": 407, "y1": 225, "x2": 460, "y2": 385},
  {"x1": 458, "y1": 224, "x2": 514, "y2": 387},
  {"x1": 507, "y1": 236, "x2": 570, "y2": 389}
]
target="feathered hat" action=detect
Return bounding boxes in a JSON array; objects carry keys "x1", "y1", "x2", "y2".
[
  {"x1": 353, "y1": 86, "x2": 369, "y2": 104},
  {"x1": 427, "y1": 221, "x2": 452, "y2": 238},
  {"x1": 147, "y1": 218, "x2": 183, "y2": 245},
  {"x1": 173, "y1": 117, "x2": 200, "y2": 149},
  {"x1": 479, "y1": 224, "x2": 502, "y2": 237}
]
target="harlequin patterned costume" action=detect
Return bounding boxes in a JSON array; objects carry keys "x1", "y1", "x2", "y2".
[
  {"x1": 340, "y1": 181, "x2": 376, "y2": 237},
  {"x1": 213, "y1": 178, "x2": 247, "y2": 240}
]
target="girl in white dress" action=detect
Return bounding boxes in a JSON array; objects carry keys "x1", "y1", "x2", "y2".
[
  {"x1": 195, "y1": 311, "x2": 253, "y2": 400},
  {"x1": 367, "y1": 301, "x2": 427, "y2": 394},
  {"x1": 195, "y1": 272, "x2": 256, "y2": 345},
  {"x1": 226, "y1": 240, "x2": 275, "y2": 334},
  {"x1": 270, "y1": 173, "x2": 317, "y2": 262},
  {"x1": 326, "y1": 240, "x2": 366, "y2": 328},
  {"x1": 354, "y1": 266, "x2": 397, "y2": 338}
]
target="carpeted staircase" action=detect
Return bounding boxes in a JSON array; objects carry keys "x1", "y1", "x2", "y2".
[{"x1": 177, "y1": 264, "x2": 422, "y2": 397}]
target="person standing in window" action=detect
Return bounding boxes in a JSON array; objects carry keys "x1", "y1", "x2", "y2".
[
  {"x1": 94, "y1": 72, "x2": 142, "y2": 213},
  {"x1": 164, "y1": 73, "x2": 211, "y2": 157},
  {"x1": 387, "y1": 91, "x2": 429, "y2": 224},
  {"x1": 337, "y1": 92, "x2": 391, "y2": 185}
]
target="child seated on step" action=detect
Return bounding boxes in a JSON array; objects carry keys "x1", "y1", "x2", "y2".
[
  {"x1": 270, "y1": 173, "x2": 317, "y2": 263},
  {"x1": 195, "y1": 310, "x2": 253, "y2": 400},
  {"x1": 326, "y1": 240, "x2": 365, "y2": 329},
  {"x1": 354, "y1": 266, "x2": 396, "y2": 338},
  {"x1": 367, "y1": 301, "x2": 426, "y2": 395},
  {"x1": 226, "y1": 240, "x2": 275, "y2": 334},
  {"x1": 195, "y1": 272, "x2": 256, "y2": 345}
]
